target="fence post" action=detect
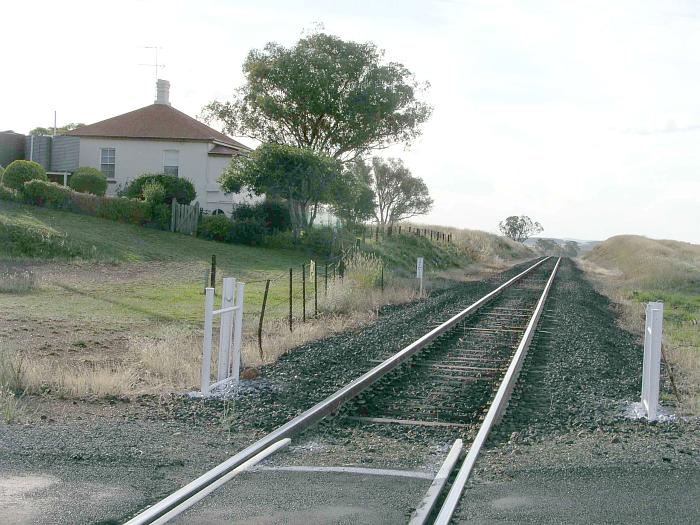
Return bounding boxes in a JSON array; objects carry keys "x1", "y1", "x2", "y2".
[
  {"x1": 302, "y1": 263, "x2": 306, "y2": 323},
  {"x1": 324, "y1": 263, "x2": 328, "y2": 297},
  {"x1": 381, "y1": 263, "x2": 384, "y2": 293},
  {"x1": 230, "y1": 281, "x2": 245, "y2": 386},
  {"x1": 289, "y1": 268, "x2": 293, "y2": 332},
  {"x1": 201, "y1": 287, "x2": 215, "y2": 395},
  {"x1": 375, "y1": 227, "x2": 379, "y2": 243},
  {"x1": 210, "y1": 255, "x2": 216, "y2": 291},
  {"x1": 170, "y1": 197, "x2": 177, "y2": 232},
  {"x1": 258, "y1": 279, "x2": 270, "y2": 360},
  {"x1": 642, "y1": 302, "x2": 663, "y2": 420},
  {"x1": 203, "y1": 269, "x2": 209, "y2": 295},
  {"x1": 314, "y1": 263, "x2": 318, "y2": 316},
  {"x1": 217, "y1": 277, "x2": 236, "y2": 382}
]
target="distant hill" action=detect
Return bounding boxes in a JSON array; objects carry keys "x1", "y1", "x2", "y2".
[
  {"x1": 584, "y1": 235, "x2": 700, "y2": 293},
  {"x1": 525, "y1": 237, "x2": 601, "y2": 255}
]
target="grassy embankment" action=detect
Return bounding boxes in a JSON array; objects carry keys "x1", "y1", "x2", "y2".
[
  {"x1": 581, "y1": 235, "x2": 700, "y2": 415},
  {"x1": 0, "y1": 200, "x2": 532, "y2": 406}
]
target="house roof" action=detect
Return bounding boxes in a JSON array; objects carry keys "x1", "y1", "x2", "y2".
[
  {"x1": 208, "y1": 144, "x2": 241, "y2": 156},
  {"x1": 67, "y1": 104, "x2": 250, "y2": 150}
]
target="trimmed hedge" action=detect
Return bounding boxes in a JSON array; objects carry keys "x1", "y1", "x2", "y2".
[
  {"x1": 2, "y1": 160, "x2": 47, "y2": 190},
  {"x1": 69, "y1": 167, "x2": 107, "y2": 196},
  {"x1": 124, "y1": 173, "x2": 196, "y2": 205},
  {"x1": 0, "y1": 184, "x2": 20, "y2": 202},
  {"x1": 15, "y1": 179, "x2": 157, "y2": 227}
]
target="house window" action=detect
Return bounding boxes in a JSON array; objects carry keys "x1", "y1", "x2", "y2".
[
  {"x1": 100, "y1": 148, "x2": 116, "y2": 179},
  {"x1": 163, "y1": 149, "x2": 179, "y2": 177}
]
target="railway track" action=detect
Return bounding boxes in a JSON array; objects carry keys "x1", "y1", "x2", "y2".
[{"x1": 124, "y1": 257, "x2": 561, "y2": 525}]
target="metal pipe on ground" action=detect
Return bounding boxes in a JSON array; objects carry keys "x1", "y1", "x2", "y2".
[{"x1": 123, "y1": 258, "x2": 551, "y2": 525}]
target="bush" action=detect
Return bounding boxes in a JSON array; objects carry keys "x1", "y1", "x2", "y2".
[
  {"x1": 96, "y1": 197, "x2": 151, "y2": 225},
  {"x1": 21, "y1": 180, "x2": 71, "y2": 208},
  {"x1": 2, "y1": 160, "x2": 47, "y2": 190},
  {"x1": 0, "y1": 184, "x2": 20, "y2": 202},
  {"x1": 233, "y1": 200, "x2": 291, "y2": 232},
  {"x1": 197, "y1": 215, "x2": 233, "y2": 241},
  {"x1": 142, "y1": 181, "x2": 166, "y2": 204},
  {"x1": 226, "y1": 218, "x2": 267, "y2": 246},
  {"x1": 124, "y1": 173, "x2": 196, "y2": 205},
  {"x1": 68, "y1": 167, "x2": 107, "y2": 196}
]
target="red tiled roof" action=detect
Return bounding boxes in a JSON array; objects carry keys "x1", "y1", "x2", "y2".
[{"x1": 67, "y1": 104, "x2": 250, "y2": 150}]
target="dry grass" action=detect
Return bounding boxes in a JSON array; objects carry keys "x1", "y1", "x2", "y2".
[
  {"x1": 406, "y1": 221, "x2": 533, "y2": 263},
  {"x1": 579, "y1": 235, "x2": 700, "y2": 415},
  {"x1": 0, "y1": 266, "x2": 37, "y2": 294}
]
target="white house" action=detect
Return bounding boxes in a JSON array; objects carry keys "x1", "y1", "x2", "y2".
[{"x1": 63, "y1": 79, "x2": 253, "y2": 215}]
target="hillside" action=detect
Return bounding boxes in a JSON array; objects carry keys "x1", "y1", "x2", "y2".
[
  {"x1": 583, "y1": 234, "x2": 700, "y2": 415},
  {"x1": 585, "y1": 235, "x2": 700, "y2": 293}
]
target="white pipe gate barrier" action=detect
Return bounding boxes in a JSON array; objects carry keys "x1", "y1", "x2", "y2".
[
  {"x1": 641, "y1": 301, "x2": 663, "y2": 421},
  {"x1": 201, "y1": 277, "x2": 245, "y2": 395}
]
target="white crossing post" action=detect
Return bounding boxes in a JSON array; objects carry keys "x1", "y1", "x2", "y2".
[
  {"x1": 230, "y1": 282, "x2": 246, "y2": 386},
  {"x1": 201, "y1": 287, "x2": 215, "y2": 395},
  {"x1": 641, "y1": 301, "x2": 663, "y2": 421},
  {"x1": 217, "y1": 278, "x2": 236, "y2": 382},
  {"x1": 416, "y1": 257, "x2": 424, "y2": 297}
]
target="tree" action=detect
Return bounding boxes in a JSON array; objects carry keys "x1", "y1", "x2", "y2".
[
  {"x1": 219, "y1": 143, "x2": 343, "y2": 235},
  {"x1": 29, "y1": 123, "x2": 84, "y2": 136},
  {"x1": 370, "y1": 157, "x2": 433, "y2": 227},
  {"x1": 330, "y1": 159, "x2": 376, "y2": 227},
  {"x1": 498, "y1": 215, "x2": 543, "y2": 243},
  {"x1": 562, "y1": 240, "x2": 580, "y2": 257},
  {"x1": 535, "y1": 238, "x2": 559, "y2": 255},
  {"x1": 202, "y1": 31, "x2": 432, "y2": 162}
]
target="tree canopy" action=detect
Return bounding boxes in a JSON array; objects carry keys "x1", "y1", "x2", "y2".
[
  {"x1": 498, "y1": 215, "x2": 543, "y2": 243},
  {"x1": 370, "y1": 157, "x2": 433, "y2": 227},
  {"x1": 330, "y1": 160, "x2": 376, "y2": 226},
  {"x1": 202, "y1": 32, "x2": 432, "y2": 162},
  {"x1": 29, "y1": 123, "x2": 84, "y2": 136},
  {"x1": 219, "y1": 143, "x2": 344, "y2": 234}
]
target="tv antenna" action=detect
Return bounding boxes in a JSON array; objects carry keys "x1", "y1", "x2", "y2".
[{"x1": 140, "y1": 46, "x2": 165, "y2": 82}]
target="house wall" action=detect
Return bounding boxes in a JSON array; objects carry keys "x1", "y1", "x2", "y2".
[
  {"x1": 77, "y1": 137, "x2": 251, "y2": 214},
  {"x1": 0, "y1": 131, "x2": 25, "y2": 167}
]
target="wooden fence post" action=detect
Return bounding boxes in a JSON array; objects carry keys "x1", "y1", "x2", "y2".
[
  {"x1": 210, "y1": 255, "x2": 216, "y2": 291},
  {"x1": 170, "y1": 198, "x2": 176, "y2": 232},
  {"x1": 258, "y1": 279, "x2": 270, "y2": 360},
  {"x1": 302, "y1": 263, "x2": 306, "y2": 323},
  {"x1": 314, "y1": 265, "x2": 318, "y2": 317},
  {"x1": 289, "y1": 268, "x2": 293, "y2": 332}
]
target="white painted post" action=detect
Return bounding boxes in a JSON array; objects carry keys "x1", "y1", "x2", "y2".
[
  {"x1": 641, "y1": 301, "x2": 663, "y2": 420},
  {"x1": 201, "y1": 287, "x2": 215, "y2": 395},
  {"x1": 416, "y1": 257, "x2": 424, "y2": 297},
  {"x1": 217, "y1": 278, "x2": 236, "y2": 382},
  {"x1": 230, "y1": 282, "x2": 245, "y2": 386}
]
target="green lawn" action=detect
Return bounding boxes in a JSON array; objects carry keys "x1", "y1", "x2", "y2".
[{"x1": 0, "y1": 201, "x2": 309, "y2": 325}]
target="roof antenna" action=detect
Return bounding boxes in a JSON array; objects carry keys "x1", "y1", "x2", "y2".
[{"x1": 140, "y1": 46, "x2": 165, "y2": 82}]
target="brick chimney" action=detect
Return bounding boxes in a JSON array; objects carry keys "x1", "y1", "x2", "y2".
[{"x1": 155, "y1": 79, "x2": 170, "y2": 105}]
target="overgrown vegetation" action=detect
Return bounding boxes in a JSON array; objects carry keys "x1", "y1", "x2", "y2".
[
  {"x1": 582, "y1": 235, "x2": 700, "y2": 415},
  {"x1": 122, "y1": 173, "x2": 196, "y2": 205}
]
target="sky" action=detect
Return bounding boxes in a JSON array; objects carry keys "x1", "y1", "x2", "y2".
[{"x1": 3, "y1": 0, "x2": 699, "y2": 242}]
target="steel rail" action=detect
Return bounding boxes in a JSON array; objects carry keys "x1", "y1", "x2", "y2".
[
  {"x1": 433, "y1": 257, "x2": 561, "y2": 525},
  {"x1": 123, "y1": 257, "x2": 551, "y2": 525},
  {"x1": 409, "y1": 439, "x2": 464, "y2": 525}
]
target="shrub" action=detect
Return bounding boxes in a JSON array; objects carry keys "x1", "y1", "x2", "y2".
[
  {"x1": 2, "y1": 160, "x2": 47, "y2": 190},
  {"x1": 226, "y1": 218, "x2": 267, "y2": 246},
  {"x1": 233, "y1": 200, "x2": 291, "y2": 232},
  {"x1": 0, "y1": 166, "x2": 4, "y2": 181},
  {"x1": 21, "y1": 180, "x2": 71, "y2": 208},
  {"x1": 197, "y1": 214, "x2": 233, "y2": 241},
  {"x1": 142, "y1": 181, "x2": 166, "y2": 204},
  {"x1": 124, "y1": 173, "x2": 196, "y2": 205},
  {"x1": 0, "y1": 184, "x2": 20, "y2": 202},
  {"x1": 68, "y1": 167, "x2": 107, "y2": 196},
  {"x1": 96, "y1": 197, "x2": 151, "y2": 225}
]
